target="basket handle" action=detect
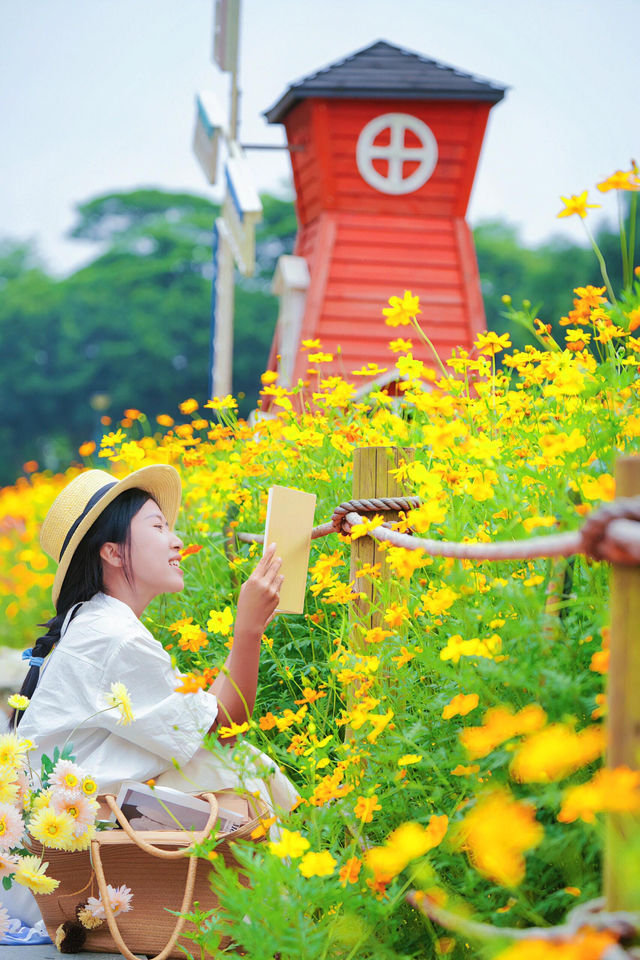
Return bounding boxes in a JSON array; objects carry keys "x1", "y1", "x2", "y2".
[
  {"x1": 91, "y1": 837, "x2": 198, "y2": 960},
  {"x1": 101, "y1": 792, "x2": 219, "y2": 859}
]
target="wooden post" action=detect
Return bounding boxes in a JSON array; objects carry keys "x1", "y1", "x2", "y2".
[
  {"x1": 349, "y1": 446, "x2": 414, "y2": 642},
  {"x1": 604, "y1": 455, "x2": 640, "y2": 910}
]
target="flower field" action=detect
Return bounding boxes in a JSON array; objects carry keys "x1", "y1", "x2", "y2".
[{"x1": 2, "y1": 174, "x2": 640, "y2": 958}]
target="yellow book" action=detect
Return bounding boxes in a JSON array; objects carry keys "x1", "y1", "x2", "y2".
[{"x1": 263, "y1": 485, "x2": 316, "y2": 614}]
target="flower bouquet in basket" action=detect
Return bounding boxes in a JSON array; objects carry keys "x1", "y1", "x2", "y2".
[
  {"x1": 1, "y1": 687, "x2": 266, "y2": 959},
  {"x1": 0, "y1": 723, "x2": 133, "y2": 952}
]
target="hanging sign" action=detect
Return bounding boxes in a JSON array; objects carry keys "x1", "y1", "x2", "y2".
[
  {"x1": 192, "y1": 91, "x2": 225, "y2": 184},
  {"x1": 213, "y1": 0, "x2": 240, "y2": 73},
  {"x1": 222, "y1": 143, "x2": 262, "y2": 276}
]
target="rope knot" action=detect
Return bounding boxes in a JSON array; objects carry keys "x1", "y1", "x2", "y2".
[
  {"x1": 579, "y1": 496, "x2": 640, "y2": 565},
  {"x1": 331, "y1": 496, "x2": 421, "y2": 536}
]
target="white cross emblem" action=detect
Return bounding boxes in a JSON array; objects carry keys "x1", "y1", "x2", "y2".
[{"x1": 356, "y1": 113, "x2": 438, "y2": 195}]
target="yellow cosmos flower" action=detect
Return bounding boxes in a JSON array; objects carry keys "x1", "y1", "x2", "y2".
[
  {"x1": 217, "y1": 721, "x2": 250, "y2": 739},
  {"x1": 385, "y1": 546, "x2": 429, "y2": 579},
  {"x1": 207, "y1": 606, "x2": 234, "y2": 636},
  {"x1": 366, "y1": 816, "x2": 447, "y2": 882},
  {"x1": 510, "y1": 723, "x2": 605, "y2": 783},
  {"x1": 474, "y1": 331, "x2": 512, "y2": 356},
  {"x1": 268, "y1": 829, "x2": 310, "y2": 859},
  {"x1": 389, "y1": 337, "x2": 413, "y2": 353},
  {"x1": 13, "y1": 856, "x2": 59, "y2": 895},
  {"x1": 204, "y1": 395, "x2": 238, "y2": 411},
  {"x1": 349, "y1": 514, "x2": 385, "y2": 541},
  {"x1": 179, "y1": 398, "x2": 199, "y2": 414},
  {"x1": 455, "y1": 789, "x2": 543, "y2": 887},
  {"x1": 382, "y1": 290, "x2": 421, "y2": 327},
  {"x1": 557, "y1": 191, "x2": 601, "y2": 219},
  {"x1": 460, "y1": 704, "x2": 547, "y2": 760},
  {"x1": 105, "y1": 682, "x2": 135, "y2": 725},
  {"x1": 397, "y1": 754, "x2": 422, "y2": 766},
  {"x1": 299, "y1": 850, "x2": 336, "y2": 878}
]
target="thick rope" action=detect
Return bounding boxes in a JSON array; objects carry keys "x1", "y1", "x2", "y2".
[
  {"x1": 406, "y1": 891, "x2": 640, "y2": 947},
  {"x1": 236, "y1": 495, "x2": 640, "y2": 566}
]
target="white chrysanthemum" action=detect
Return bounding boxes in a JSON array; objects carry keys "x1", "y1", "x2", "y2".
[
  {"x1": 0, "y1": 801, "x2": 25, "y2": 851},
  {"x1": 108, "y1": 884, "x2": 134, "y2": 916},
  {"x1": 0, "y1": 903, "x2": 10, "y2": 939},
  {"x1": 84, "y1": 895, "x2": 105, "y2": 920},
  {"x1": 49, "y1": 759, "x2": 83, "y2": 793},
  {"x1": 51, "y1": 791, "x2": 96, "y2": 837},
  {"x1": 85, "y1": 883, "x2": 133, "y2": 918},
  {"x1": 14, "y1": 768, "x2": 30, "y2": 807},
  {"x1": 0, "y1": 850, "x2": 18, "y2": 879}
]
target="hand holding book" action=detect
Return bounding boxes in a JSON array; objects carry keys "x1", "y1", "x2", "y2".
[{"x1": 235, "y1": 542, "x2": 284, "y2": 640}]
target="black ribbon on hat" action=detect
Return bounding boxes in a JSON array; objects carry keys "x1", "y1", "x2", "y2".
[{"x1": 58, "y1": 481, "x2": 118, "y2": 560}]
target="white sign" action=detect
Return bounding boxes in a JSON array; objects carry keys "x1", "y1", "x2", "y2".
[
  {"x1": 192, "y1": 91, "x2": 225, "y2": 184},
  {"x1": 356, "y1": 113, "x2": 438, "y2": 195},
  {"x1": 222, "y1": 143, "x2": 262, "y2": 276}
]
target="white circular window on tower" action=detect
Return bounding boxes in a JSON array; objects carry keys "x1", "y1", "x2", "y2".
[{"x1": 356, "y1": 113, "x2": 438, "y2": 195}]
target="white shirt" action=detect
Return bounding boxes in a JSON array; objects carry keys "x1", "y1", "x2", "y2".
[{"x1": 19, "y1": 592, "x2": 219, "y2": 794}]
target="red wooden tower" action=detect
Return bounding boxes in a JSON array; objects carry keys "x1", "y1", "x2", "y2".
[{"x1": 262, "y1": 41, "x2": 506, "y2": 396}]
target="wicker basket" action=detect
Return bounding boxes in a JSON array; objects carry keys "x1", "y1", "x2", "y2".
[{"x1": 32, "y1": 791, "x2": 269, "y2": 960}]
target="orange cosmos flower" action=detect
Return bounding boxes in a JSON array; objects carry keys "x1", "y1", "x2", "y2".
[
  {"x1": 442, "y1": 693, "x2": 479, "y2": 720},
  {"x1": 597, "y1": 168, "x2": 640, "y2": 192},
  {"x1": 339, "y1": 857, "x2": 362, "y2": 886},
  {"x1": 354, "y1": 795, "x2": 381, "y2": 823},
  {"x1": 558, "y1": 766, "x2": 640, "y2": 823}
]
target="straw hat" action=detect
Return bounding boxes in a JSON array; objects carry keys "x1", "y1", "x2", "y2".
[{"x1": 40, "y1": 465, "x2": 182, "y2": 606}]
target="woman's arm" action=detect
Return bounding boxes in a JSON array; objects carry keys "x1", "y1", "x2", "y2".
[{"x1": 208, "y1": 543, "x2": 283, "y2": 729}]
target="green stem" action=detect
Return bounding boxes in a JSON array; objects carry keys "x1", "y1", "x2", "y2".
[
  {"x1": 60, "y1": 705, "x2": 125, "y2": 756},
  {"x1": 628, "y1": 190, "x2": 638, "y2": 285},
  {"x1": 582, "y1": 220, "x2": 616, "y2": 305},
  {"x1": 618, "y1": 192, "x2": 629, "y2": 289},
  {"x1": 411, "y1": 317, "x2": 450, "y2": 380}
]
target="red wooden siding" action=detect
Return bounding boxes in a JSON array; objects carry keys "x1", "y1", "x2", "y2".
[
  {"x1": 280, "y1": 209, "x2": 485, "y2": 387},
  {"x1": 284, "y1": 98, "x2": 491, "y2": 222}
]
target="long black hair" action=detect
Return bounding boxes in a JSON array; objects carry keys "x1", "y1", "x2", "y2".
[{"x1": 10, "y1": 487, "x2": 151, "y2": 728}]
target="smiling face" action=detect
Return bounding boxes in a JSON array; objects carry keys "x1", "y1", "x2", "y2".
[{"x1": 125, "y1": 497, "x2": 184, "y2": 601}]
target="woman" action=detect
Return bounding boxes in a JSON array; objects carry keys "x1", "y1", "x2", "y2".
[{"x1": 14, "y1": 464, "x2": 297, "y2": 815}]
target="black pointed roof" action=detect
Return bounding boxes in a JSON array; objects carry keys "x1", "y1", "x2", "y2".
[{"x1": 264, "y1": 40, "x2": 507, "y2": 123}]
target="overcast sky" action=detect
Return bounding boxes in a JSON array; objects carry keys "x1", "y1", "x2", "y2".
[{"x1": 2, "y1": 0, "x2": 638, "y2": 275}]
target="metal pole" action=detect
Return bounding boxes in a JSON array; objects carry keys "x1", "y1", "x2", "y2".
[
  {"x1": 228, "y1": 0, "x2": 241, "y2": 141},
  {"x1": 211, "y1": 221, "x2": 235, "y2": 397}
]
